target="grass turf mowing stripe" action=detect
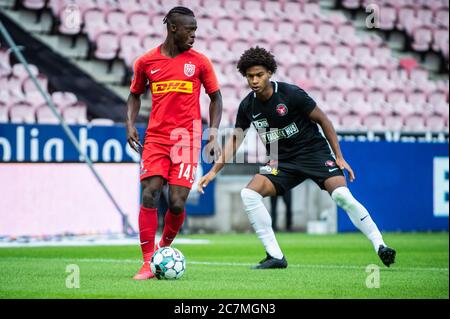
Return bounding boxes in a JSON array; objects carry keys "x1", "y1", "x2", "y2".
[{"x1": 1, "y1": 256, "x2": 447, "y2": 272}]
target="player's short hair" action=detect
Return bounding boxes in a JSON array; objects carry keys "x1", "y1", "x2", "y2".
[
  {"x1": 163, "y1": 6, "x2": 195, "y2": 25},
  {"x1": 237, "y1": 46, "x2": 277, "y2": 76}
]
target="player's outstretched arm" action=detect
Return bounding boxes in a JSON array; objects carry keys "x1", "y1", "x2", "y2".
[
  {"x1": 309, "y1": 105, "x2": 355, "y2": 181},
  {"x1": 126, "y1": 92, "x2": 143, "y2": 153},
  {"x1": 197, "y1": 128, "x2": 247, "y2": 194}
]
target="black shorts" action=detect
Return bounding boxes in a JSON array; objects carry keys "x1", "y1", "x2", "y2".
[{"x1": 259, "y1": 149, "x2": 345, "y2": 195}]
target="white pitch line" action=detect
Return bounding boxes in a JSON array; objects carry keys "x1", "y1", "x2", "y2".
[{"x1": 0, "y1": 257, "x2": 447, "y2": 272}]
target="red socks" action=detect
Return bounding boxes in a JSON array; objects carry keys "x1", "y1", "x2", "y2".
[
  {"x1": 160, "y1": 209, "x2": 186, "y2": 247},
  {"x1": 138, "y1": 206, "x2": 158, "y2": 262}
]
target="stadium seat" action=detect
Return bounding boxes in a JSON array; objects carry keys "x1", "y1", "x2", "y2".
[
  {"x1": 94, "y1": 32, "x2": 120, "y2": 61},
  {"x1": 396, "y1": 5, "x2": 415, "y2": 31},
  {"x1": 216, "y1": 17, "x2": 236, "y2": 39},
  {"x1": 378, "y1": 5, "x2": 397, "y2": 31},
  {"x1": 12, "y1": 63, "x2": 39, "y2": 81},
  {"x1": 119, "y1": 32, "x2": 143, "y2": 67},
  {"x1": 22, "y1": 74, "x2": 49, "y2": 95},
  {"x1": 263, "y1": 1, "x2": 284, "y2": 19},
  {"x1": 9, "y1": 103, "x2": 35, "y2": 124},
  {"x1": 342, "y1": 0, "x2": 361, "y2": 10},
  {"x1": 23, "y1": 0, "x2": 47, "y2": 10},
  {"x1": 126, "y1": 10, "x2": 152, "y2": 36},
  {"x1": 433, "y1": 100, "x2": 450, "y2": 118},
  {"x1": 341, "y1": 113, "x2": 363, "y2": 131},
  {"x1": 384, "y1": 113, "x2": 404, "y2": 131},
  {"x1": 407, "y1": 89, "x2": 428, "y2": 109},
  {"x1": 282, "y1": 2, "x2": 303, "y2": 21},
  {"x1": 363, "y1": 112, "x2": 385, "y2": 131},
  {"x1": 236, "y1": 18, "x2": 257, "y2": 39},
  {"x1": 242, "y1": 0, "x2": 266, "y2": 20},
  {"x1": 51, "y1": 91, "x2": 78, "y2": 109},
  {"x1": 403, "y1": 113, "x2": 426, "y2": 131},
  {"x1": 89, "y1": 118, "x2": 115, "y2": 126},
  {"x1": 0, "y1": 103, "x2": 8, "y2": 123},
  {"x1": 411, "y1": 26, "x2": 433, "y2": 52},
  {"x1": 317, "y1": 22, "x2": 335, "y2": 42},
  {"x1": 115, "y1": 0, "x2": 141, "y2": 15},
  {"x1": 63, "y1": 102, "x2": 88, "y2": 125},
  {"x1": 426, "y1": 113, "x2": 447, "y2": 131},
  {"x1": 36, "y1": 106, "x2": 61, "y2": 124}
]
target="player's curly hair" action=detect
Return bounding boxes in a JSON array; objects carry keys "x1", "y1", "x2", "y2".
[{"x1": 237, "y1": 46, "x2": 277, "y2": 77}]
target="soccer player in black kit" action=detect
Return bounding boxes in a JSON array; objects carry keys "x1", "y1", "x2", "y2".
[{"x1": 198, "y1": 47, "x2": 396, "y2": 269}]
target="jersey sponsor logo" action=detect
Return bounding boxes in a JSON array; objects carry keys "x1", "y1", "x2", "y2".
[
  {"x1": 325, "y1": 160, "x2": 336, "y2": 167},
  {"x1": 151, "y1": 80, "x2": 193, "y2": 94},
  {"x1": 184, "y1": 62, "x2": 196, "y2": 77},
  {"x1": 276, "y1": 103, "x2": 288, "y2": 116},
  {"x1": 253, "y1": 118, "x2": 269, "y2": 129},
  {"x1": 259, "y1": 165, "x2": 279, "y2": 176},
  {"x1": 260, "y1": 122, "x2": 299, "y2": 144}
]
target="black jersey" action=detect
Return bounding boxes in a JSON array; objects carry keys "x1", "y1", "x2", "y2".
[{"x1": 235, "y1": 81, "x2": 330, "y2": 160}]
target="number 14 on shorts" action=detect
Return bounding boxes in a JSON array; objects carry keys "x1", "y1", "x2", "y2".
[{"x1": 177, "y1": 163, "x2": 197, "y2": 184}]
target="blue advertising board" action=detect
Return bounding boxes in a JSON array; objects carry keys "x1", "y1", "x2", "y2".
[
  {"x1": 338, "y1": 141, "x2": 449, "y2": 232},
  {"x1": 0, "y1": 123, "x2": 215, "y2": 216}
]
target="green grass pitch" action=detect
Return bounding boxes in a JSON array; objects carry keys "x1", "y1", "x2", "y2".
[{"x1": 0, "y1": 233, "x2": 448, "y2": 299}]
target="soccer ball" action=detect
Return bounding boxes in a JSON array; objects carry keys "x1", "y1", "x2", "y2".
[{"x1": 150, "y1": 247, "x2": 186, "y2": 280}]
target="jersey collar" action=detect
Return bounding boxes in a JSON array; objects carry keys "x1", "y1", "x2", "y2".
[
  {"x1": 253, "y1": 81, "x2": 278, "y2": 99},
  {"x1": 253, "y1": 81, "x2": 278, "y2": 98}
]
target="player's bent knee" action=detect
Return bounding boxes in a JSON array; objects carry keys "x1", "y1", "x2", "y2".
[
  {"x1": 169, "y1": 202, "x2": 185, "y2": 214},
  {"x1": 241, "y1": 188, "x2": 263, "y2": 211},
  {"x1": 331, "y1": 186, "x2": 356, "y2": 211},
  {"x1": 142, "y1": 187, "x2": 161, "y2": 209}
]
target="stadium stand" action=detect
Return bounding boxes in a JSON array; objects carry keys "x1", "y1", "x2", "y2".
[
  {"x1": 0, "y1": 41, "x2": 89, "y2": 124},
  {"x1": 0, "y1": 7, "x2": 135, "y2": 123},
  {"x1": 3, "y1": 0, "x2": 449, "y2": 135}
]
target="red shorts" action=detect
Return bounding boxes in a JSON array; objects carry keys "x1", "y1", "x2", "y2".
[{"x1": 140, "y1": 143, "x2": 200, "y2": 189}]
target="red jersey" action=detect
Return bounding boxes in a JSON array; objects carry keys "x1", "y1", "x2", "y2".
[{"x1": 130, "y1": 45, "x2": 219, "y2": 148}]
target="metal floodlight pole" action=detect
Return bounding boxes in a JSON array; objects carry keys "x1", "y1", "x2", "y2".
[{"x1": 0, "y1": 20, "x2": 136, "y2": 236}]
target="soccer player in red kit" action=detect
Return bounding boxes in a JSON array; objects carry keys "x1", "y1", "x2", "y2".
[{"x1": 126, "y1": 7, "x2": 223, "y2": 280}]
